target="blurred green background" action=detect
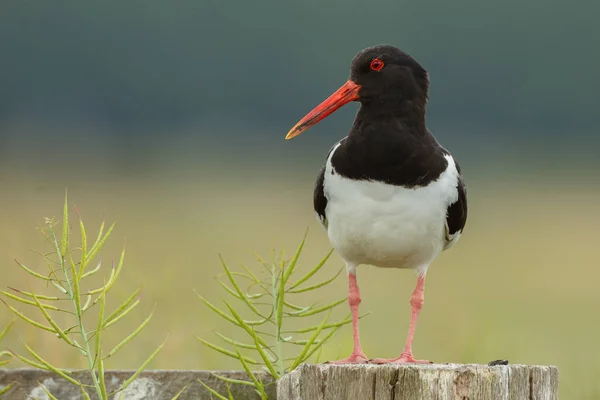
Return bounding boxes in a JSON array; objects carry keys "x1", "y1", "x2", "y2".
[{"x1": 1, "y1": 0, "x2": 599, "y2": 398}]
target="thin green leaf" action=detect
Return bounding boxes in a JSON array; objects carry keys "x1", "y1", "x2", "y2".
[
  {"x1": 104, "y1": 248, "x2": 126, "y2": 294},
  {"x1": 224, "y1": 302, "x2": 270, "y2": 348},
  {"x1": 288, "y1": 248, "x2": 334, "y2": 290},
  {"x1": 38, "y1": 382, "x2": 59, "y2": 400},
  {"x1": 1, "y1": 291, "x2": 69, "y2": 313},
  {"x1": 292, "y1": 298, "x2": 346, "y2": 317},
  {"x1": 250, "y1": 329, "x2": 279, "y2": 379},
  {"x1": 69, "y1": 255, "x2": 82, "y2": 314},
  {"x1": 217, "y1": 279, "x2": 242, "y2": 299},
  {"x1": 5, "y1": 288, "x2": 61, "y2": 301},
  {"x1": 249, "y1": 278, "x2": 274, "y2": 298},
  {"x1": 195, "y1": 337, "x2": 259, "y2": 364},
  {"x1": 46, "y1": 266, "x2": 64, "y2": 284},
  {"x1": 197, "y1": 379, "x2": 230, "y2": 400},
  {"x1": 87, "y1": 222, "x2": 115, "y2": 264},
  {"x1": 281, "y1": 338, "x2": 322, "y2": 345},
  {"x1": 252, "y1": 330, "x2": 278, "y2": 338},
  {"x1": 195, "y1": 291, "x2": 238, "y2": 325},
  {"x1": 60, "y1": 191, "x2": 69, "y2": 257},
  {"x1": 97, "y1": 351, "x2": 108, "y2": 400},
  {"x1": 218, "y1": 270, "x2": 254, "y2": 281},
  {"x1": 214, "y1": 331, "x2": 258, "y2": 350},
  {"x1": 301, "y1": 322, "x2": 345, "y2": 363},
  {"x1": 118, "y1": 337, "x2": 167, "y2": 392},
  {"x1": 107, "y1": 305, "x2": 154, "y2": 357},
  {"x1": 282, "y1": 228, "x2": 308, "y2": 283},
  {"x1": 284, "y1": 315, "x2": 354, "y2": 334},
  {"x1": 238, "y1": 261, "x2": 261, "y2": 283},
  {"x1": 86, "y1": 263, "x2": 116, "y2": 295},
  {"x1": 195, "y1": 291, "x2": 267, "y2": 327},
  {"x1": 254, "y1": 375, "x2": 269, "y2": 400},
  {"x1": 94, "y1": 289, "x2": 106, "y2": 365},
  {"x1": 82, "y1": 294, "x2": 93, "y2": 312},
  {"x1": 79, "y1": 384, "x2": 93, "y2": 400},
  {"x1": 233, "y1": 344, "x2": 263, "y2": 391},
  {"x1": 103, "y1": 300, "x2": 139, "y2": 330},
  {"x1": 14, "y1": 260, "x2": 51, "y2": 281},
  {"x1": 275, "y1": 259, "x2": 285, "y2": 336},
  {"x1": 71, "y1": 339, "x2": 87, "y2": 357},
  {"x1": 11, "y1": 350, "x2": 51, "y2": 370},
  {"x1": 0, "y1": 319, "x2": 15, "y2": 341},
  {"x1": 87, "y1": 283, "x2": 111, "y2": 297},
  {"x1": 30, "y1": 290, "x2": 77, "y2": 348},
  {"x1": 290, "y1": 310, "x2": 331, "y2": 370},
  {"x1": 23, "y1": 343, "x2": 80, "y2": 386},
  {"x1": 288, "y1": 267, "x2": 343, "y2": 294},
  {"x1": 51, "y1": 280, "x2": 68, "y2": 294},
  {"x1": 245, "y1": 291, "x2": 266, "y2": 300},
  {"x1": 283, "y1": 300, "x2": 306, "y2": 311},
  {"x1": 89, "y1": 219, "x2": 105, "y2": 258},
  {"x1": 0, "y1": 383, "x2": 13, "y2": 395},
  {"x1": 212, "y1": 373, "x2": 255, "y2": 386},
  {"x1": 227, "y1": 384, "x2": 235, "y2": 400},
  {"x1": 74, "y1": 206, "x2": 88, "y2": 278},
  {"x1": 220, "y1": 255, "x2": 267, "y2": 319},
  {"x1": 81, "y1": 262, "x2": 102, "y2": 279},
  {"x1": 314, "y1": 341, "x2": 324, "y2": 364},
  {"x1": 170, "y1": 384, "x2": 188, "y2": 400},
  {"x1": 1, "y1": 299, "x2": 56, "y2": 333},
  {"x1": 284, "y1": 306, "x2": 313, "y2": 317},
  {"x1": 103, "y1": 288, "x2": 141, "y2": 328},
  {"x1": 0, "y1": 350, "x2": 13, "y2": 367}
]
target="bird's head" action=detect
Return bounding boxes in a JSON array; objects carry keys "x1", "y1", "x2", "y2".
[{"x1": 285, "y1": 45, "x2": 429, "y2": 140}]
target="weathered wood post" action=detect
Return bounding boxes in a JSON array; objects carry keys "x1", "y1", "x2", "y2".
[
  {"x1": 1, "y1": 364, "x2": 558, "y2": 399},
  {"x1": 277, "y1": 364, "x2": 559, "y2": 400}
]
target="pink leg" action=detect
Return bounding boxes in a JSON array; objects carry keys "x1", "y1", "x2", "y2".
[
  {"x1": 327, "y1": 272, "x2": 369, "y2": 364},
  {"x1": 371, "y1": 274, "x2": 432, "y2": 364}
]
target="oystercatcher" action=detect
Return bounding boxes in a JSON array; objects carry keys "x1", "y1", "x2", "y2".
[{"x1": 285, "y1": 45, "x2": 467, "y2": 364}]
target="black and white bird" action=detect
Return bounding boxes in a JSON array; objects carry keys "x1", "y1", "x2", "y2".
[{"x1": 285, "y1": 45, "x2": 467, "y2": 364}]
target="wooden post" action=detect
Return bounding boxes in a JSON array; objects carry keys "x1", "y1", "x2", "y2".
[
  {"x1": 1, "y1": 364, "x2": 559, "y2": 399},
  {"x1": 0, "y1": 369, "x2": 275, "y2": 399},
  {"x1": 277, "y1": 363, "x2": 559, "y2": 400}
]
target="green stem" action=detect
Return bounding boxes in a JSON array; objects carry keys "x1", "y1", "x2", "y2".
[
  {"x1": 272, "y1": 264, "x2": 284, "y2": 376},
  {"x1": 51, "y1": 228, "x2": 104, "y2": 400}
]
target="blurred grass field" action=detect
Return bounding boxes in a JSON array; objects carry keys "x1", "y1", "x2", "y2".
[{"x1": 1, "y1": 167, "x2": 599, "y2": 399}]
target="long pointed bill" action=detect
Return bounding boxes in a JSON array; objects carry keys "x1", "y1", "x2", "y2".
[{"x1": 285, "y1": 80, "x2": 361, "y2": 140}]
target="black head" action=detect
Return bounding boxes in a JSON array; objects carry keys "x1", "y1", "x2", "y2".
[
  {"x1": 350, "y1": 45, "x2": 429, "y2": 105},
  {"x1": 285, "y1": 44, "x2": 430, "y2": 140}
]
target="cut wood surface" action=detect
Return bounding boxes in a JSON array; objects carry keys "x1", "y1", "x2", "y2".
[{"x1": 277, "y1": 363, "x2": 559, "y2": 400}]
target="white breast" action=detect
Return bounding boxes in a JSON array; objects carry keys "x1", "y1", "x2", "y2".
[{"x1": 322, "y1": 142, "x2": 460, "y2": 272}]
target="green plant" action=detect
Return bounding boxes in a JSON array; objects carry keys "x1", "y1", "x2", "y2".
[
  {"x1": 0, "y1": 194, "x2": 180, "y2": 400},
  {"x1": 196, "y1": 230, "x2": 365, "y2": 399},
  {"x1": 0, "y1": 319, "x2": 14, "y2": 368},
  {"x1": 0, "y1": 319, "x2": 15, "y2": 396}
]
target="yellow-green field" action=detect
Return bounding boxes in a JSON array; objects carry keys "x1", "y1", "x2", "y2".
[{"x1": 1, "y1": 172, "x2": 599, "y2": 399}]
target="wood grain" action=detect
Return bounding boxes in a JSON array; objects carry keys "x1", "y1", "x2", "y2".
[
  {"x1": 277, "y1": 363, "x2": 559, "y2": 400},
  {"x1": 1, "y1": 364, "x2": 559, "y2": 399}
]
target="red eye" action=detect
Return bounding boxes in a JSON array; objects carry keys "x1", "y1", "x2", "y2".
[{"x1": 370, "y1": 58, "x2": 384, "y2": 71}]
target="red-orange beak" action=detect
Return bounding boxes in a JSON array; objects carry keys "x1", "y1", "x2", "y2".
[{"x1": 285, "y1": 80, "x2": 361, "y2": 140}]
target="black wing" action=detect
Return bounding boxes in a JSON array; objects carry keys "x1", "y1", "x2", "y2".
[
  {"x1": 444, "y1": 160, "x2": 467, "y2": 249},
  {"x1": 313, "y1": 166, "x2": 328, "y2": 228},
  {"x1": 313, "y1": 139, "x2": 346, "y2": 229}
]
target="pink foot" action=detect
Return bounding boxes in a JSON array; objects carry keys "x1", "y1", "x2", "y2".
[
  {"x1": 326, "y1": 352, "x2": 370, "y2": 364},
  {"x1": 370, "y1": 352, "x2": 432, "y2": 364}
]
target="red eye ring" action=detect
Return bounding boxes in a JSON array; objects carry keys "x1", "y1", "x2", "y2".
[{"x1": 370, "y1": 58, "x2": 384, "y2": 71}]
